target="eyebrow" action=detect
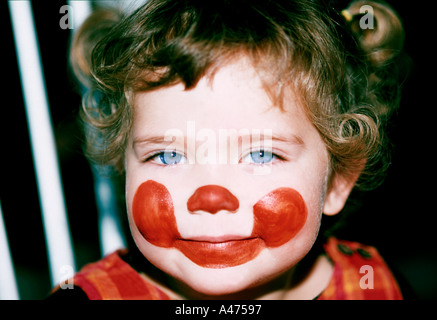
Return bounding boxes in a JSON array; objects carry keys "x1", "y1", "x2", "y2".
[
  {"x1": 133, "y1": 132, "x2": 305, "y2": 147},
  {"x1": 254, "y1": 134, "x2": 304, "y2": 146},
  {"x1": 240, "y1": 132, "x2": 305, "y2": 148},
  {"x1": 133, "y1": 135, "x2": 168, "y2": 146}
]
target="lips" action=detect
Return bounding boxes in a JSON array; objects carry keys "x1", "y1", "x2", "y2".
[{"x1": 174, "y1": 237, "x2": 265, "y2": 268}]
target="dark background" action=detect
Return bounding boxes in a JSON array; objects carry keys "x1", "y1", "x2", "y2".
[{"x1": 1, "y1": 0, "x2": 436, "y2": 299}]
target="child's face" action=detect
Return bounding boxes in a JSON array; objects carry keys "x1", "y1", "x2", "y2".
[{"x1": 125, "y1": 59, "x2": 337, "y2": 297}]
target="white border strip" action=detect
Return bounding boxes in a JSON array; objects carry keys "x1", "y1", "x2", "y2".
[
  {"x1": 0, "y1": 201, "x2": 19, "y2": 300},
  {"x1": 67, "y1": 0, "x2": 92, "y2": 30},
  {"x1": 9, "y1": 0, "x2": 76, "y2": 286}
]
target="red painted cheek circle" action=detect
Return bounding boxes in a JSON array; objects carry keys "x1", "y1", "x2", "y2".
[
  {"x1": 252, "y1": 187, "x2": 307, "y2": 247},
  {"x1": 132, "y1": 180, "x2": 180, "y2": 247}
]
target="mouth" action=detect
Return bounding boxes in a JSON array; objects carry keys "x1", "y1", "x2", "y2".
[
  {"x1": 174, "y1": 237, "x2": 264, "y2": 268},
  {"x1": 182, "y1": 234, "x2": 251, "y2": 242}
]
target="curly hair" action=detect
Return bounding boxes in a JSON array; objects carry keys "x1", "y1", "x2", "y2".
[{"x1": 70, "y1": 0, "x2": 406, "y2": 190}]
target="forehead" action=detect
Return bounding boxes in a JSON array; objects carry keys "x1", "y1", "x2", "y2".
[{"x1": 131, "y1": 59, "x2": 313, "y2": 139}]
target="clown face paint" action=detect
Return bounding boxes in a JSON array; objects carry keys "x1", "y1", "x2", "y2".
[
  {"x1": 252, "y1": 187, "x2": 307, "y2": 247},
  {"x1": 132, "y1": 180, "x2": 307, "y2": 268},
  {"x1": 187, "y1": 184, "x2": 240, "y2": 214},
  {"x1": 132, "y1": 180, "x2": 180, "y2": 247}
]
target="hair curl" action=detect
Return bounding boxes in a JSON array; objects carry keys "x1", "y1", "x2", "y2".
[{"x1": 71, "y1": 0, "x2": 406, "y2": 190}]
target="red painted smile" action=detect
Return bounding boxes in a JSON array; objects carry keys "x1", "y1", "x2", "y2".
[
  {"x1": 132, "y1": 180, "x2": 307, "y2": 269},
  {"x1": 174, "y1": 238, "x2": 264, "y2": 268}
]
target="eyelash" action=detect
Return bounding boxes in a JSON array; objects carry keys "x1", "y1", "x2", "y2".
[
  {"x1": 142, "y1": 150, "x2": 185, "y2": 165},
  {"x1": 142, "y1": 149, "x2": 286, "y2": 166},
  {"x1": 240, "y1": 149, "x2": 285, "y2": 165}
]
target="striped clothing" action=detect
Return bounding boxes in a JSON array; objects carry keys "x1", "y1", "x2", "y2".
[
  {"x1": 52, "y1": 238, "x2": 403, "y2": 300},
  {"x1": 317, "y1": 238, "x2": 403, "y2": 299},
  {"x1": 68, "y1": 249, "x2": 171, "y2": 300}
]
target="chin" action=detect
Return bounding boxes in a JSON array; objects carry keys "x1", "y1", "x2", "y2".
[
  {"x1": 180, "y1": 267, "x2": 256, "y2": 297},
  {"x1": 137, "y1": 236, "x2": 312, "y2": 299},
  {"x1": 169, "y1": 250, "x2": 290, "y2": 299}
]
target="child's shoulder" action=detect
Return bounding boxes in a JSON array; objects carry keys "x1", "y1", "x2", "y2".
[
  {"x1": 318, "y1": 237, "x2": 404, "y2": 300},
  {"x1": 48, "y1": 249, "x2": 171, "y2": 300}
]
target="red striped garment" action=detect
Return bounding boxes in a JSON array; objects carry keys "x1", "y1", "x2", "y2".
[
  {"x1": 55, "y1": 238, "x2": 403, "y2": 300},
  {"x1": 317, "y1": 238, "x2": 403, "y2": 300},
  {"x1": 69, "y1": 249, "x2": 170, "y2": 300}
]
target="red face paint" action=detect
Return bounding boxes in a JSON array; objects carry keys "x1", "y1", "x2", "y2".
[
  {"x1": 252, "y1": 188, "x2": 307, "y2": 247},
  {"x1": 174, "y1": 238, "x2": 263, "y2": 268},
  {"x1": 132, "y1": 181, "x2": 307, "y2": 269},
  {"x1": 132, "y1": 180, "x2": 180, "y2": 247},
  {"x1": 187, "y1": 185, "x2": 239, "y2": 213}
]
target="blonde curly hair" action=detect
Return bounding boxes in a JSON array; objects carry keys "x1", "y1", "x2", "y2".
[{"x1": 71, "y1": 0, "x2": 406, "y2": 190}]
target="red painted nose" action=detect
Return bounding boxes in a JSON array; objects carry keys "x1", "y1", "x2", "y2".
[{"x1": 187, "y1": 185, "x2": 239, "y2": 214}]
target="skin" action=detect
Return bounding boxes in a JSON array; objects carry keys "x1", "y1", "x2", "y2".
[
  {"x1": 133, "y1": 181, "x2": 307, "y2": 268},
  {"x1": 125, "y1": 58, "x2": 357, "y2": 299}
]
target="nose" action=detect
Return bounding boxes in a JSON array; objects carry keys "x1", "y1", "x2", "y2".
[{"x1": 187, "y1": 185, "x2": 239, "y2": 214}]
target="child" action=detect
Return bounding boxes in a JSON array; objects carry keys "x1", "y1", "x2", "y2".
[{"x1": 51, "y1": 0, "x2": 407, "y2": 299}]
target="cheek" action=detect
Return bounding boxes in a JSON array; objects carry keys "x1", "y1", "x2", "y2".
[
  {"x1": 252, "y1": 188, "x2": 307, "y2": 247},
  {"x1": 132, "y1": 180, "x2": 180, "y2": 247}
]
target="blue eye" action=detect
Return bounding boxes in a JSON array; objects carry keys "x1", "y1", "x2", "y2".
[
  {"x1": 250, "y1": 150, "x2": 273, "y2": 164},
  {"x1": 242, "y1": 150, "x2": 274, "y2": 164},
  {"x1": 155, "y1": 151, "x2": 186, "y2": 165}
]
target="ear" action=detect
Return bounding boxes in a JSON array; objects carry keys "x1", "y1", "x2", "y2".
[{"x1": 323, "y1": 170, "x2": 360, "y2": 216}]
